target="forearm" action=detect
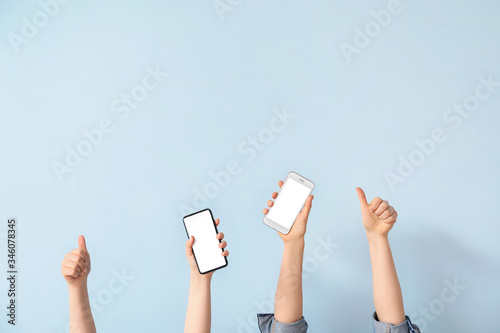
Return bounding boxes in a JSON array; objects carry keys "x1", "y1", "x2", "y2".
[
  {"x1": 185, "y1": 274, "x2": 212, "y2": 333},
  {"x1": 274, "y1": 238, "x2": 305, "y2": 323},
  {"x1": 68, "y1": 283, "x2": 96, "y2": 333},
  {"x1": 367, "y1": 233, "x2": 405, "y2": 325}
]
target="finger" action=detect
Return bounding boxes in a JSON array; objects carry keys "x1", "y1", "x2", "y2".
[
  {"x1": 222, "y1": 250, "x2": 229, "y2": 257},
  {"x1": 379, "y1": 206, "x2": 395, "y2": 220},
  {"x1": 219, "y1": 240, "x2": 227, "y2": 249},
  {"x1": 300, "y1": 195, "x2": 314, "y2": 216},
  {"x1": 267, "y1": 200, "x2": 274, "y2": 208},
  {"x1": 214, "y1": 218, "x2": 220, "y2": 227},
  {"x1": 68, "y1": 254, "x2": 87, "y2": 271},
  {"x1": 278, "y1": 180, "x2": 284, "y2": 188},
  {"x1": 63, "y1": 260, "x2": 83, "y2": 276},
  {"x1": 78, "y1": 235, "x2": 87, "y2": 252},
  {"x1": 374, "y1": 200, "x2": 389, "y2": 216},
  {"x1": 81, "y1": 251, "x2": 90, "y2": 266},
  {"x1": 70, "y1": 249, "x2": 89, "y2": 265},
  {"x1": 63, "y1": 261, "x2": 82, "y2": 277},
  {"x1": 61, "y1": 263, "x2": 74, "y2": 275},
  {"x1": 356, "y1": 187, "x2": 370, "y2": 211},
  {"x1": 216, "y1": 232, "x2": 224, "y2": 240},
  {"x1": 61, "y1": 266, "x2": 74, "y2": 278},
  {"x1": 61, "y1": 266, "x2": 79, "y2": 279},
  {"x1": 382, "y1": 211, "x2": 398, "y2": 224},
  {"x1": 271, "y1": 192, "x2": 278, "y2": 199},
  {"x1": 69, "y1": 250, "x2": 90, "y2": 267},
  {"x1": 263, "y1": 208, "x2": 269, "y2": 215},
  {"x1": 67, "y1": 253, "x2": 87, "y2": 270},
  {"x1": 185, "y1": 236, "x2": 194, "y2": 257},
  {"x1": 369, "y1": 197, "x2": 383, "y2": 213},
  {"x1": 66, "y1": 254, "x2": 87, "y2": 273}
]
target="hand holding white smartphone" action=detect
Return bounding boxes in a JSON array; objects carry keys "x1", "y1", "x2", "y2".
[
  {"x1": 263, "y1": 171, "x2": 315, "y2": 234},
  {"x1": 183, "y1": 209, "x2": 228, "y2": 274}
]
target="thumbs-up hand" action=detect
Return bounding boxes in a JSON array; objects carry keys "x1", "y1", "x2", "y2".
[
  {"x1": 356, "y1": 188, "x2": 398, "y2": 237},
  {"x1": 61, "y1": 235, "x2": 91, "y2": 288}
]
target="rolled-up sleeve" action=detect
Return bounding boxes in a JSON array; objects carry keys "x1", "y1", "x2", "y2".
[
  {"x1": 372, "y1": 312, "x2": 421, "y2": 333},
  {"x1": 257, "y1": 313, "x2": 308, "y2": 333}
]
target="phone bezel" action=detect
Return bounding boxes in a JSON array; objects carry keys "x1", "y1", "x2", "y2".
[
  {"x1": 263, "y1": 171, "x2": 315, "y2": 235},
  {"x1": 183, "y1": 208, "x2": 228, "y2": 274}
]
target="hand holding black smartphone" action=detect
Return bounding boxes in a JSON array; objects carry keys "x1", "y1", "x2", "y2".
[{"x1": 183, "y1": 209, "x2": 228, "y2": 274}]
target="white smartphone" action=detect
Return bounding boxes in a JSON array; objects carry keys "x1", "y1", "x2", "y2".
[
  {"x1": 183, "y1": 209, "x2": 228, "y2": 274},
  {"x1": 263, "y1": 172, "x2": 315, "y2": 234}
]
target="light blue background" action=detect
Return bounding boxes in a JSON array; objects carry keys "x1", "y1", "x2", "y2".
[{"x1": 1, "y1": 0, "x2": 499, "y2": 332}]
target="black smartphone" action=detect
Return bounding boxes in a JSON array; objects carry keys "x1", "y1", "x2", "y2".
[{"x1": 183, "y1": 209, "x2": 228, "y2": 274}]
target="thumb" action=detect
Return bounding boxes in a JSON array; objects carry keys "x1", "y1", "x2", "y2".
[
  {"x1": 185, "y1": 236, "x2": 195, "y2": 257},
  {"x1": 300, "y1": 195, "x2": 314, "y2": 216},
  {"x1": 78, "y1": 235, "x2": 87, "y2": 251},
  {"x1": 356, "y1": 187, "x2": 370, "y2": 211}
]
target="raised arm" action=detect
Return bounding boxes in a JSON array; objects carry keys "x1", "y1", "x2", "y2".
[
  {"x1": 61, "y1": 235, "x2": 96, "y2": 333},
  {"x1": 184, "y1": 218, "x2": 229, "y2": 333},
  {"x1": 356, "y1": 188, "x2": 406, "y2": 325},
  {"x1": 263, "y1": 180, "x2": 314, "y2": 324}
]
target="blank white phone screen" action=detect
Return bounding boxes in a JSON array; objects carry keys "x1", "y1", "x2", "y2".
[
  {"x1": 267, "y1": 178, "x2": 311, "y2": 230},
  {"x1": 184, "y1": 210, "x2": 226, "y2": 273}
]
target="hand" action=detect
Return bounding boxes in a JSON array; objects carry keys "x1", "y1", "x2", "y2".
[
  {"x1": 185, "y1": 218, "x2": 229, "y2": 280},
  {"x1": 356, "y1": 187, "x2": 398, "y2": 237},
  {"x1": 61, "y1": 235, "x2": 91, "y2": 288},
  {"x1": 263, "y1": 180, "x2": 314, "y2": 243}
]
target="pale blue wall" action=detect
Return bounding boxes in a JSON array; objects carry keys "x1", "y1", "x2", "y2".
[{"x1": 1, "y1": 0, "x2": 499, "y2": 332}]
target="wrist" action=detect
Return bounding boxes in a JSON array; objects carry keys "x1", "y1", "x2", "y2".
[
  {"x1": 283, "y1": 238, "x2": 305, "y2": 256},
  {"x1": 283, "y1": 237, "x2": 305, "y2": 247},
  {"x1": 67, "y1": 280, "x2": 87, "y2": 291},
  {"x1": 366, "y1": 231, "x2": 389, "y2": 244},
  {"x1": 190, "y1": 271, "x2": 212, "y2": 284}
]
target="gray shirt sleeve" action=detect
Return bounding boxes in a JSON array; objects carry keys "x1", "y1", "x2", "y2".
[
  {"x1": 372, "y1": 312, "x2": 421, "y2": 333},
  {"x1": 257, "y1": 313, "x2": 308, "y2": 333}
]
